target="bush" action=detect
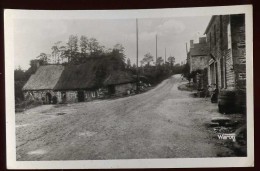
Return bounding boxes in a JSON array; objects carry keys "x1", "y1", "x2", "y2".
[{"x1": 15, "y1": 100, "x2": 42, "y2": 113}]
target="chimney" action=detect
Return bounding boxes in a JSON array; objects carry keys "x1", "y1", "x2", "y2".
[
  {"x1": 190, "y1": 40, "x2": 194, "y2": 48},
  {"x1": 199, "y1": 37, "x2": 207, "y2": 44}
]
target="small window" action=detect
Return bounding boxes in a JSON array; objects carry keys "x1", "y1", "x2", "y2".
[{"x1": 227, "y1": 23, "x2": 232, "y2": 49}]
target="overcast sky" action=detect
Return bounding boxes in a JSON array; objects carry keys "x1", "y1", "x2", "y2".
[{"x1": 14, "y1": 16, "x2": 211, "y2": 70}]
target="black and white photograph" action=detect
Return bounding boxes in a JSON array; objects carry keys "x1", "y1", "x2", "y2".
[{"x1": 4, "y1": 5, "x2": 254, "y2": 169}]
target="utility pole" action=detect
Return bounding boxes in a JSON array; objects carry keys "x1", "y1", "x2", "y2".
[
  {"x1": 136, "y1": 19, "x2": 139, "y2": 93},
  {"x1": 186, "y1": 42, "x2": 188, "y2": 55},
  {"x1": 165, "y1": 48, "x2": 166, "y2": 64},
  {"x1": 156, "y1": 34, "x2": 158, "y2": 66}
]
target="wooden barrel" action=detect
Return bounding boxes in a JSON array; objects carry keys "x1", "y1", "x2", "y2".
[
  {"x1": 236, "y1": 89, "x2": 247, "y2": 114},
  {"x1": 218, "y1": 90, "x2": 237, "y2": 114}
]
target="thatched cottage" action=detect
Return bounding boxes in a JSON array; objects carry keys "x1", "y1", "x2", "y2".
[
  {"x1": 22, "y1": 61, "x2": 136, "y2": 104},
  {"x1": 22, "y1": 65, "x2": 64, "y2": 104},
  {"x1": 53, "y1": 62, "x2": 100, "y2": 103}
]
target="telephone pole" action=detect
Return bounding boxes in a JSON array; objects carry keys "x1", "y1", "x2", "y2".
[
  {"x1": 136, "y1": 19, "x2": 139, "y2": 93},
  {"x1": 156, "y1": 34, "x2": 158, "y2": 66},
  {"x1": 165, "y1": 48, "x2": 166, "y2": 64},
  {"x1": 186, "y1": 42, "x2": 188, "y2": 55}
]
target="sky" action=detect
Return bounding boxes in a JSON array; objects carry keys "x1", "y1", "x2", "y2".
[{"x1": 14, "y1": 16, "x2": 211, "y2": 70}]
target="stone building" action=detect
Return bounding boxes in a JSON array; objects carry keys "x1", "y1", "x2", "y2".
[
  {"x1": 187, "y1": 37, "x2": 209, "y2": 94},
  {"x1": 205, "y1": 14, "x2": 246, "y2": 91},
  {"x1": 53, "y1": 62, "x2": 101, "y2": 103},
  {"x1": 22, "y1": 65, "x2": 65, "y2": 104},
  {"x1": 204, "y1": 14, "x2": 246, "y2": 113},
  {"x1": 23, "y1": 60, "x2": 136, "y2": 104},
  {"x1": 188, "y1": 37, "x2": 209, "y2": 73}
]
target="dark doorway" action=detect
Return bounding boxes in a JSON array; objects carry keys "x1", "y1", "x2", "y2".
[
  {"x1": 77, "y1": 91, "x2": 85, "y2": 102},
  {"x1": 61, "y1": 92, "x2": 66, "y2": 103},
  {"x1": 46, "y1": 93, "x2": 52, "y2": 104},
  {"x1": 215, "y1": 62, "x2": 219, "y2": 88},
  {"x1": 108, "y1": 85, "x2": 115, "y2": 95},
  {"x1": 220, "y1": 57, "x2": 225, "y2": 88}
]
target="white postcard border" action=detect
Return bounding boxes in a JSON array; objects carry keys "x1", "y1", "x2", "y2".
[{"x1": 5, "y1": 4, "x2": 254, "y2": 169}]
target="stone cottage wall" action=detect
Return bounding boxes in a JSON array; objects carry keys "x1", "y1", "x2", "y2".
[
  {"x1": 206, "y1": 15, "x2": 241, "y2": 90},
  {"x1": 190, "y1": 55, "x2": 209, "y2": 72},
  {"x1": 84, "y1": 90, "x2": 98, "y2": 101},
  {"x1": 65, "y1": 91, "x2": 78, "y2": 103},
  {"x1": 206, "y1": 16, "x2": 223, "y2": 90},
  {"x1": 55, "y1": 90, "x2": 99, "y2": 103},
  {"x1": 23, "y1": 90, "x2": 62, "y2": 104}
]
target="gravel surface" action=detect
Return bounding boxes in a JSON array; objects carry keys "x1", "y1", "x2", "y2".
[{"x1": 16, "y1": 74, "x2": 234, "y2": 160}]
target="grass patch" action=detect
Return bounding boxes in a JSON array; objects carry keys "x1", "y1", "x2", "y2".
[
  {"x1": 178, "y1": 82, "x2": 196, "y2": 91},
  {"x1": 15, "y1": 100, "x2": 42, "y2": 113}
]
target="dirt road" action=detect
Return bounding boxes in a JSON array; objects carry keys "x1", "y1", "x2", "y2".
[{"x1": 16, "y1": 74, "x2": 230, "y2": 160}]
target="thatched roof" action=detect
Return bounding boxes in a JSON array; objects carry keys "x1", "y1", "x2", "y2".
[
  {"x1": 22, "y1": 65, "x2": 64, "y2": 91},
  {"x1": 103, "y1": 71, "x2": 135, "y2": 86},
  {"x1": 23, "y1": 56, "x2": 135, "y2": 91},
  {"x1": 55, "y1": 57, "x2": 135, "y2": 90},
  {"x1": 54, "y1": 61, "x2": 98, "y2": 91}
]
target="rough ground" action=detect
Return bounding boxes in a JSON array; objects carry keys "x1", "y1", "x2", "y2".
[{"x1": 16, "y1": 74, "x2": 235, "y2": 160}]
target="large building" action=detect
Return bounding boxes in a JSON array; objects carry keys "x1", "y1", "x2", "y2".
[
  {"x1": 204, "y1": 14, "x2": 246, "y2": 113},
  {"x1": 204, "y1": 14, "x2": 246, "y2": 91},
  {"x1": 186, "y1": 14, "x2": 246, "y2": 113}
]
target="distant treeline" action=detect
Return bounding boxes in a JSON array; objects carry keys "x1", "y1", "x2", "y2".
[{"x1": 35, "y1": 35, "x2": 127, "y2": 65}]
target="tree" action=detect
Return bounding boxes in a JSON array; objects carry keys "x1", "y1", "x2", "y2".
[
  {"x1": 36, "y1": 53, "x2": 50, "y2": 64},
  {"x1": 182, "y1": 63, "x2": 191, "y2": 82},
  {"x1": 140, "y1": 59, "x2": 145, "y2": 66},
  {"x1": 59, "y1": 45, "x2": 67, "y2": 63},
  {"x1": 168, "y1": 56, "x2": 175, "y2": 68},
  {"x1": 14, "y1": 66, "x2": 25, "y2": 81},
  {"x1": 156, "y1": 56, "x2": 164, "y2": 65},
  {"x1": 143, "y1": 53, "x2": 154, "y2": 66},
  {"x1": 112, "y1": 43, "x2": 126, "y2": 62},
  {"x1": 80, "y1": 35, "x2": 89, "y2": 56},
  {"x1": 126, "y1": 58, "x2": 131, "y2": 69},
  {"x1": 67, "y1": 35, "x2": 79, "y2": 63},
  {"x1": 88, "y1": 38, "x2": 104, "y2": 56},
  {"x1": 51, "y1": 41, "x2": 63, "y2": 64}
]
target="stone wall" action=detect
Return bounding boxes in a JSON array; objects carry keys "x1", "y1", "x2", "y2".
[
  {"x1": 231, "y1": 15, "x2": 246, "y2": 90},
  {"x1": 23, "y1": 90, "x2": 62, "y2": 104},
  {"x1": 62, "y1": 90, "x2": 98, "y2": 103},
  {"x1": 206, "y1": 15, "x2": 246, "y2": 91},
  {"x1": 190, "y1": 55, "x2": 208, "y2": 72},
  {"x1": 224, "y1": 49, "x2": 236, "y2": 88},
  {"x1": 23, "y1": 89, "x2": 103, "y2": 104},
  {"x1": 65, "y1": 91, "x2": 78, "y2": 103},
  {"x1": 206, "y1": 16, "x2": 224, "y2": 90},
  {"x1": 85, "y1": 90, "x2": 98, "y2": 101}
]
